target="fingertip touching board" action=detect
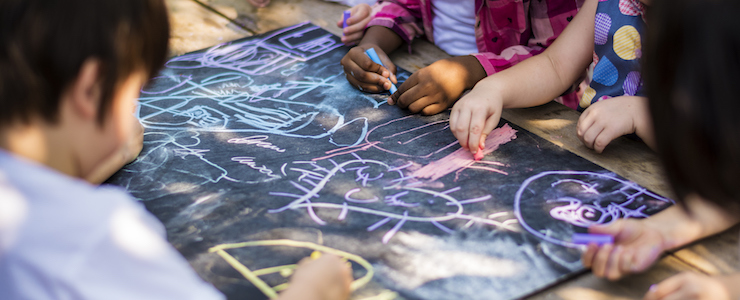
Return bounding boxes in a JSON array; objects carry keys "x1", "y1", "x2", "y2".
[{"x1": 107, "y1": 22, "x2": 672, "y2": 300}]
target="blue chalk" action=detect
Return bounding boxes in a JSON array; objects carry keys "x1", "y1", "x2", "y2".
[
  {"x1": 572, "y1": 233, "x2": 613, "y2": 245},
  {"x1": 364, "y1": 48, "x2": 398, "y2": 94}
]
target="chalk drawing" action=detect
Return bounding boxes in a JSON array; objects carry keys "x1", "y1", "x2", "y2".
[
  {"x1": 514, "y1": 171, "x2": 674, "y2": 248},
  {"x1": 209, "y1": 239, "x2": 378, "y2": 299},
  {"x1": 136, "y1": 71, "x2": 368, "y2": 147},
  {"x1": 269, "y1": 153, "x2": 519, "y2": 244}
]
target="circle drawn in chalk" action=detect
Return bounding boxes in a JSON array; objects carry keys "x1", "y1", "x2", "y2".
[{"x1": 514, "y1": 171, "x2": 673, "y2": 248}]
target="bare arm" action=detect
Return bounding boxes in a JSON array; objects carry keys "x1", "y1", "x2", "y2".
[
  {"x1": 450, "y1": 0, "x2": 598, "y2": 153},
  {"x1": 486, "y1": 0, "x2": 596, "y2": 109}
]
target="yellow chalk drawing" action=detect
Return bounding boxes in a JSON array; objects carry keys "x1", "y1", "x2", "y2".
[{"x1": 208, "y1": 239, "x2": 374, "y2": 299}]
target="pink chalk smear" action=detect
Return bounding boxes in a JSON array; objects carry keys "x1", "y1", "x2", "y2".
[
  {"x1": 412, "y1": 124, "x2": 517, "y2": 181},
  {"x1": 473, "y1": 146, "x2": 485, "y2": 161}
]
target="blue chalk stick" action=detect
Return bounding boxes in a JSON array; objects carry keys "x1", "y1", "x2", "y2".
[
  {"x1": 572, "y1": 233, "x2": 613, "y2": 245},
  {"x1": 343, "y1": 10, "x2": 351, "y2": 29},
  {"x1": 364, "y1": 48, "x2": 398, "y2": 94}
]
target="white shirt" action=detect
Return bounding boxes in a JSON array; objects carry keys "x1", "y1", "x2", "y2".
[
  {"x1": 0, "y1": 150, "x2": 224, "y2": 300},
  {"x1": 431, "y1": 0, "x2": 479, "y2": 56}
]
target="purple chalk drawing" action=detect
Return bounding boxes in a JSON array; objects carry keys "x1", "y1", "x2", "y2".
[
  {"x1": 268, "y1": 154, "x2": 517, "y2": 244},
  {"x1": 514, "y1": 171, "x2": 673, "y2": 248}
]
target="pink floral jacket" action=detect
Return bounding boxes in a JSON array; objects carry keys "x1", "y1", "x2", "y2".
[{"x1": 367, "y1": 0, "x2": 584, "y2": 76}]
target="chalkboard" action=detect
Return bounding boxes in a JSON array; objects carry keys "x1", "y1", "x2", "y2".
[{"x1": 108, "y1": 22, "x2": 673, "y2": 300}]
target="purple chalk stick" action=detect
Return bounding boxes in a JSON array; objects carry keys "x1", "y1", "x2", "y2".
[
  {"x1": 572, "y1": 233, "x2": 613, "y2": 245},
  {"x1": 343, "y1": 10, "x2": 351, "y2": 29}
]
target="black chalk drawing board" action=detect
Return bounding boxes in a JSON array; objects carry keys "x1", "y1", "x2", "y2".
[{"x1": 107, "y1": 22, "x2": 673, "y2": 300}]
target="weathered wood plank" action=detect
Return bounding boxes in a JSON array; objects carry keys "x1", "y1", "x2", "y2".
[
  {"x1": 527, "y1": 256, "x2": 699, "y2": 300},
  {"x1": 166, "y1": 0, "x2": 251, "y2": 56}
]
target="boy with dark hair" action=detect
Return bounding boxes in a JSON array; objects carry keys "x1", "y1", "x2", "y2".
[{"x1": 0, "y1": 0, "x2": 351, "y2": 299}]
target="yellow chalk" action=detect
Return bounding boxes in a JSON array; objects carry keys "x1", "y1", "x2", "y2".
[
  {"x1": 279, "y1": 268, "x2": 294, "y2": 277},
  {"x1": 310, "y1": 251, "x2": 322, "y2": 260}
]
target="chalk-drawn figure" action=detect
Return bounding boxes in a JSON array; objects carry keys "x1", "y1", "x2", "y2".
[
  {"x1": 110, "y1": 131, "x2": 245, "y2": 201},
  {"x1": 136, "y1": 71, "x2": 368, "y2": 146},
  {"x1": 514, "y1": 171, "x2": 673, "y2": 248},
  {"x1": 268, "y1": 153, "x2": 518, "y2": 244},
  {"x1": 208, "y1": 239, "x2": 378, "y2": 299}
]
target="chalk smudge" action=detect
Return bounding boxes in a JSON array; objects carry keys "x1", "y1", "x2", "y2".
[{"x1": 413, "y1": 124, "x2": 517, "y2": 181}]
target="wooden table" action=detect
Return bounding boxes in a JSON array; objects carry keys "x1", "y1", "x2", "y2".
[{"x1": 165, "y1": 0, "x2": 740, "y2": 298}]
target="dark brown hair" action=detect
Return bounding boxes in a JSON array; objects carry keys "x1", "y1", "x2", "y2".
[
  {"x1": 0, "y1": 0, "x2": 170, "y2": 126},
  {"x1": 644, "y1": 0, "x2": 740, "y2": 211}
]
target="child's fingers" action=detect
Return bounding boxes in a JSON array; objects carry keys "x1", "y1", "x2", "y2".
[
  {"x1": 643, "y1": 274, "x2": 686, "y2": 300},
  {"x1": 593, "y1": 129, "x2": 617, "y2": 153},
  {"x1": 408, "y1": 95, "x2": 440, "y2": 114},
  {"x1": 397, "y1": 86, "x2": 424, "y2": 111},
  {"x1": 620, "y1": 247, "x2": 636, "y2": 275},
  {"x1": 581, "y1": 122, "x2": 605, "y2": 150},
  {"x1": 391, "y1": 74, "x2": 419, "y2": 106},
  {"x1": 591, "y1": 243, "x2": 615, "y2": 278},
  {"x1": 345, "y1": 72, "x2": 386, "y2": 93},
  {"x1": 581, "y1": 243, "x2": 599, "y2": 268},
  {"x1": 467, "y1": 109, "x2": 488, "y2": 153},
  {"x1": 421, "y1": 103, "x2": 447, "y2": 115},
  {"x1": 480, "y1": 113, "x2": 501, "y2": 148},
  {"x1": 451, "y1": 110, "x2": 472, "y2": 150},
  {"x1": 605, "y1": 245, "x2": 624, "y2": 281},
  {"x1": 577, "y1": 107, "x2": 594, "y2": 138},
  {"x1": 341, "y1": 32, "x2": 364, "y2": 45}
]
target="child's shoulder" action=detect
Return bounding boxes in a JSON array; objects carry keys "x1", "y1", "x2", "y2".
[
  {"x1": 0, "y1": 150, "x2": 208, "y2": 298},
  {"x1": 0, "y1": 150, "x2": 161, "y2": 276}
]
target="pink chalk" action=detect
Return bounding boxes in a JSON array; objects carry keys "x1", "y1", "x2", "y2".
[
  {"x1": 412, "y1": 124, "x2": 517, "y2": 181},
  {"x1": 473, "y1": 148, "x2": 484, "y2": 161}
]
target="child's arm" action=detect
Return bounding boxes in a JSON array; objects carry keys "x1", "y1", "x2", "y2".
[
  {"x1": 336, "y1": 4, "x2": 373, "y2": 46},
  {"x1": 582, "y1": 194, "x2": 740, "y2": 281},
  {"x1": 450, "y1": 0, "x2": 598, "y2": 154},
  {"x1": 577, "y1": 95, "x2": 656, "y2": 153},
  {"x1": 278, "y1": 254, "x2": 353, "y2": 300},
  {"x1": 643, "y1": 272, "x2": 740, "y2": 300}
]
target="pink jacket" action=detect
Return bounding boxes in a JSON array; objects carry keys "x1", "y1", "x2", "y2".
[{"x1": 367, "y1": 0, "x2": 584, "y2": 76}]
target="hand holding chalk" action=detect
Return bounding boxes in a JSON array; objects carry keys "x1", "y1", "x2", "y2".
[
  {"x1": 364, "y1": 48, "x2": 398, "y2": 94},
  {"x1": 580, "y1": 219, "x2": 668, "y2": 281},
  {"x1": 336, "y1": 4, "x2": 372, "y2": 45}
]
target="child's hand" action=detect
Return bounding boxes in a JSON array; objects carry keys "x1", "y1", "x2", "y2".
[
  {"x1": 449, "y1": 84, "x2": 505, "y2": 154},
  {"x1": 341, "y1": 44, "x2": 397, "y2": 93},
  {"x1": 279, "y1": 254, "x2": 352, "y2": 300},
  {"x1": 336, "y1": 4, "x2": 372, "y2": 46},
  {"x1": 577, "y1": 96, "x2": 652, "y2": 153},
  {"x1": 390, "y1": 56, "x2": 486, "y2": 115},
  {"x1": 581, "y1": 219, "x2": 666, "y2": 281},
  {"x1": 643, "y1": 272, "x2": 732, "y2": 300}
]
